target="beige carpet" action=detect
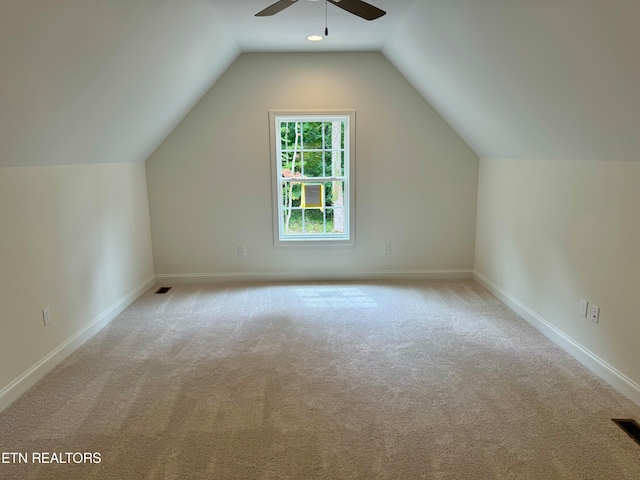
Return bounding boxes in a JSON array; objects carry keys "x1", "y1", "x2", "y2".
[{"x1": 1, "y1": 280, "x2": 639, "y2": 479}]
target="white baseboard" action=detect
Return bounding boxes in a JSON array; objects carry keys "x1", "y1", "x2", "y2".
[
  {"x1": 156, "y1": 269, "x2": 473, "y2": 284},
  {"x1": 0, "y1": 275, "x2": 156, "y2": 413},
  {"x1": 474, "y1": 270, "x2": 640, "y2": 408}
]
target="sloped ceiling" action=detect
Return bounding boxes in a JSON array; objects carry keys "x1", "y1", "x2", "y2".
[
  {"x1": 0, "y1": 0, "x2": 239, "y2": 167},
  {"x1": 2, "y1": 0, "x2": 638, "y2": 167},
  {"x1": 383, "y1": 0, "x2": 640, "y2": 161}
]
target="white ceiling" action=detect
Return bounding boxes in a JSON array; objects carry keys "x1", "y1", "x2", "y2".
[
  {"x1": 0, "y1": 0, "x2": 239, "y2": 167},
  {"x1": 1, "y1": 0, "x2": 639, "y2": 167},
  {"x1": 383, "y1": 0, "x2": 640, "y2": 161},
  {"x1": 208, "y1": 0, "x2": 418, "y2": 52}
]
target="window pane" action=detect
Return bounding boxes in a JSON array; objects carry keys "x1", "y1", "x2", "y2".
[
  {"x1": 323, "y1": 121, "x2": 345, "y2": 149},
  {"x1": 322, "y1": 122, "x2": 331, "y2": 150},
  {"x1": 324, "y1": 151, "x2": 345, "y2": 177},
  {"x1": 302, "y1": 122, "x2": 324, "y2": 149},
  {"x1": 304, "y1": 209, "x2": 326, "y2": 234},
  {"x1": 324, "y1": 181, "x2": 345, "y2": 208},
  {"x1": 280, "y1": 151, "x2": 293, "y2": 176},
  {"x1": 329, "y1": 208, "x2": 346, "y2": 234},
  {"x1": 282, "y1": 182, "x2": 301, "y2": 208},
  {"x1": 283, "y1": 209, "x2": 302, "y2": 234},
  {"x1": 323, "y1": 151, "x2": 330, "y2": 176},
  {"x1": 302, "y1": 152, "x2": 323, "y2": 177},
  {"x1": 281, "y1": 122, "x2": 299, "y2": 151},
  {"x1": 325, "y1": 209, "x2": 335, "y2": 233},
  {"x1": 282, "y1": 151, "x2": 302, "y2": 177}
]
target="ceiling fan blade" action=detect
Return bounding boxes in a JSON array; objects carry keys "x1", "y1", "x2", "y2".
[
  {"x1": 327, "y1": 0, "x2": 386, "y2": 21},
  {"x1": 256, "y1": 0, "x2": 298, "y2": 17}
]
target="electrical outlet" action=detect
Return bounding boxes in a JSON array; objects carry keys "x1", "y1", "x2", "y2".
[
  {"x1": 590, "y1": 304, "x2": 600, "y2": 324},
  {"x1": 384, "y1": 243, "x2": 391, "y2": 255},
  {"x1": 42, "y1": 307, "x2": 51, "y2": 326},
  {"x1": 579, "y1": 299, "x2": 588, "y2": 317},
  {"x1": 237, "y1": 245, "x2": 246, "y2": 257}
]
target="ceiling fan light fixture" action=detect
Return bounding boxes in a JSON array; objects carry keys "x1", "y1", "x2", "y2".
[
  {"x1": 306, "y1": 35, "x2": 324, "y2": 41},
  {"x1": 256, "y1": 0, "x2": 386, "y2": 21}
]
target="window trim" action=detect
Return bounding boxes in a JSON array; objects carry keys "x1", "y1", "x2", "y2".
[{"x1": 269, "y1": 110, "x2": 356, "y2": 246}]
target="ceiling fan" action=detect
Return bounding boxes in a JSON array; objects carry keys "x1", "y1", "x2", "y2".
[{"x1": 256, "y1": 0, "x2": 386, "y2": 21}]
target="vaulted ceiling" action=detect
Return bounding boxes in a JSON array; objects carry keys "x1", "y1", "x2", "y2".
[
  {"x1": 1, "y1": 0, "x2": 638, "y2": 167},
  {"x1": 0, "y1": 0, "x2": 239, "y2": 167},
  {"x1": 384, "y1": 1, "x2": 640, "y2": 161}
]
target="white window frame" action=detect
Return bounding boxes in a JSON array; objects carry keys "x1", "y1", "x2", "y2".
[{"x1": 269, "y1": 110, "x2": 356, "y2": 246}]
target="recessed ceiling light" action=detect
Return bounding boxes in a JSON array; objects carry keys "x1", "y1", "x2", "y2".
[{"x1": 307, "y1": 35, "x2": 323, "y2": 42}]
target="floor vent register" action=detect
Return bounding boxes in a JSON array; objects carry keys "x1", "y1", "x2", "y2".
[{"x1": 612, "y1": 419, "x2": 640, "y2": 446}]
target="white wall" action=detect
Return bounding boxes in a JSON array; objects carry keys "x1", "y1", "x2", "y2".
[
  {"x1": 0, "y1": 163, "x2": 155, "y2": 410},
  {"x1": 475, "y1": 158, "x2": 640, "y2": 404},
  {"x1": 146, "y1": 52, "x2": 479, "y2": 281}
]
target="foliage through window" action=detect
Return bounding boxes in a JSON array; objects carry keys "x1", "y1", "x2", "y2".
[{"x1": 270, "y1": 111, "x2": 354, "y2": 244}]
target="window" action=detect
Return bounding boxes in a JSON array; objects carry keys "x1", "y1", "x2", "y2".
[{"x1": 270, "y1": 110, "x2": 355, "y2": 245}]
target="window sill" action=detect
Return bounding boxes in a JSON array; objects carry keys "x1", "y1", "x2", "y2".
[{"x1": 274, "y1": 238, "x2": 355, "y2": 247}]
